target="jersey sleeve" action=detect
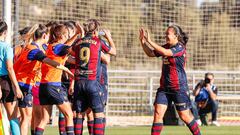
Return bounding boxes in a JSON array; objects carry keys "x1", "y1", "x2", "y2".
[
  {"x1": 42, "y1": 44, "x2": 48, "y2": 51},
  {"x1": 100, "y1": 39, "x2": 111, "y2": 53},
  {"x1": 53, "y1": 44, "x2": 71, "y2": 56},
  {"x1": 170, "y1": 43, "x2": 185, "y2": 57},
  {"x1": 5, "y1": 46, "x2": 13, "y2": 61},
  {"x1": 27, "y1": 49, "x2": 47, "y2": 61},
  {"x1": 153, "y1": 50, "x2": 162, "y2": 57},
  {"x1": 153, "y1": 44, "x2": 168, "y2": 57},
  {"x1": 212, "y1": 85, "x2": 218, "y2": 95}
]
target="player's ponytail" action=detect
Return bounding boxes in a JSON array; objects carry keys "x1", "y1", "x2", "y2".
[
  {"x1": 33, "y1": 24, "x2": 49, "y2": 41},
  {"x1": 49, "y1": 24, "x2": 68, "y2": 44},
  {"x1": 83, "y1": 19, "x2": 100, "y2": 34},
  {"x1": 19, "y1": 24, "x2": 39, "y2": 46},
  {"x1": 0, "y1": 20, "x2": 8, "y2": 36}
]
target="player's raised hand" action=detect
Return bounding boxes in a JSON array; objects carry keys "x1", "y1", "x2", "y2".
[
  {"x1": 144, "y1": 29, "x2": 152, "y2": 43},
  {"x1": 139, "y1": 28, "x2": 146, "y2": 44},
  {"x1": 103, "y1": 29, "x2": 112, "y2": 39},
  {"x1": 75, "y1": 21, "x2": 85, "y2": 37}
]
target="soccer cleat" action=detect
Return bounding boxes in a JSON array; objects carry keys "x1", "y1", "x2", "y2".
[
  {"x1": 211, "y1": 121, "x2": 220, "y2": 127},
  {"x1": 196, "y1": 119, "x2": 202, "y2": 126}
]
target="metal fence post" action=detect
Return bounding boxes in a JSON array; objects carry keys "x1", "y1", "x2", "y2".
[
  {"x1": 149, "y1": 77, "x2": 153, "y2": 114},
  {"x1": 2, "y1": 0, "x2": 12, "y2": 44}
]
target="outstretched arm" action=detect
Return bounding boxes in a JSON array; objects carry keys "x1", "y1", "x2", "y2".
[
  {"x1": 102, "y1": 29, "x2": 116, "y2": 56},
  {"x1": 42, "y1": 58, "x2": 74, "y2": 78}
]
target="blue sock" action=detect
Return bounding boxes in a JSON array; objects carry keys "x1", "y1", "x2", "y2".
[{"x1": 10, "y1": 118, "x2": 21, "y2": 135}]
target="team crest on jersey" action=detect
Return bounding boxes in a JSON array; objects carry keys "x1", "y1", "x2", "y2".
[{"x1": 163, "y1": 57, "x2": 170, "y2": 64}]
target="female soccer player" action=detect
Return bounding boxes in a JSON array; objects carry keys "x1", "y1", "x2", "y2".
[
  {"x1": 85, "y1": 30, "x2": 112, "y2": 135},
  {"x1": 0, "y1": 20, "x2": 23, "y2": 135},
  {"x1": 31, "y1": 22, "x2": 58, "y2": 135},
  {"x1": 58, "y1": 21, "x2": 79, "y2": 135},
  {"x1": 139, "y1": 25, "x2": 201, "y2": 135},
  {"x1": 72, "y1": 19, "x2": 116, "y2": 135},
  {"x1": 14, "y1": 24, "x2": 73, "y2": 135},
  {"x1": 35, "y1": 23, "x2": 82, "y2": 135}
]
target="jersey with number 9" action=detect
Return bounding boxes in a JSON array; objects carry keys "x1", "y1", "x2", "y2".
[{"x1": 73, "y1": 35, "x2": 111, "y2": 80}]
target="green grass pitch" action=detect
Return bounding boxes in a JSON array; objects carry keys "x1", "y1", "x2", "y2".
[{"x1": 44, "y1": 126, "x2": 240, "y2": 135}]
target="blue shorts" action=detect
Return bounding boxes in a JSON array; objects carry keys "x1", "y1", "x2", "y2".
[
  {"x1": 39, "y1": 83, "x2": 68, "y2": 105},
  {"x1": 18, "y1": 82, "x2": 33, "y2": 108},
  {"x1": 73, "y1": 80, "x2": 104, "y2": 113},
  {"x1": 154, "y1": 87, "x2": 192, "y2": 111}
]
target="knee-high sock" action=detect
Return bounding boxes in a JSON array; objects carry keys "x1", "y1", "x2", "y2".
[
  {"x1": 59, "y1": 113, "x2": 66, "y2": 135},
  {"x1": 151, "y1": 123, "x2": 163, "y2": 135},
  {"x1": 87, "y1": 120, "x2": 94, "y2": 135},
  {"x1": 34, "y1": 127, "x2": 44, "y2": 135},
  {"x1": 74, "y1": 118, "x2": 84, "y2": 135},
  {"x1": 66, "y1": 126, "x2": 74, "y2": 135},
  {"x1": 187, "y1": 120, "x2": 201, "y2": 135},
  {"x1": 93, "y1": 117, "x2": 105, "y2": 135}
]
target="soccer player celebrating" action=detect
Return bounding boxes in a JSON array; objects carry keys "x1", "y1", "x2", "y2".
[
  {"x1": 72, "y1": 19, "x2": 116, "y2": 135},
  {"x1": 85, "y1": 30, "x2": 112, "y2": 135},
  {"x1": 14, "y1": 24, "x2": 73, "y2": 135},
  {"x1": 58, "y1": 21, "x2": 79, "y2": 135},
  {"x1": 35, "y1": 23, "x2": 82, "y2": 135},
  {"x1": 139, "y1": 25, "x2": 201, "y2": 135}
]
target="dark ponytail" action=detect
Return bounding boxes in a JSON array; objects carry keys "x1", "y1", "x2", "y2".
[
  {"x1": 0, "y1": 21, "x2": 8, "y2": 35},
  {"x1": 34, "y1": 24, "x2": 49, "y2": 40},
  {"x1": 83, "y1": 19, "x2": 100, "y2": 34},
  {"x1": 49, "y1": 24, "x2": 68, "y2": 44}
]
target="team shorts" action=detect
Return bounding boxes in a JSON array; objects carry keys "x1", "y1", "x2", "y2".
[
  {"x1": 154, "y1": 87, "x2": 192, "y2": 111},
  {"x1": 18, "y1": 82, "x2": 33, "y2": 108},
  {"x1": 39, "y1": 83, "x2": 68, "y2": 105},
  {"x1": 73, "y1": 80, "x2": 104, "y2": 113}
]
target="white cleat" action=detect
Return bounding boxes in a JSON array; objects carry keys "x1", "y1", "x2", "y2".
[
  {"x1": 211, "y1": 121, "x2": 220, "y2": 127},
  {"x1": 196, "y1": 119, "x2": 202, "y2": 126}
]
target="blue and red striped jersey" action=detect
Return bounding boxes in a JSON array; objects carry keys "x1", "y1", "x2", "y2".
[
  {"x1": 154, "y1": 43, "x2": 188, "y2": 90},
  {"x1": 100, "y1": 62, "x2": 108, "y2": 86},
  {"x1": 73, "y1": 34, "x2": 111, "y2": 81}
]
